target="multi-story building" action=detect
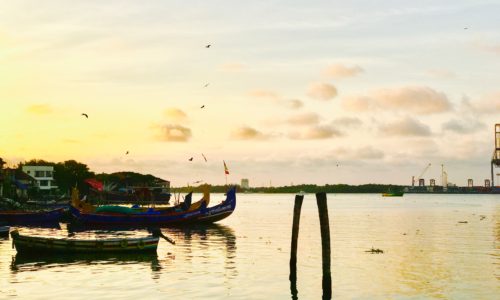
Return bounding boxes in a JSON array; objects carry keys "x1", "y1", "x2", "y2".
[{"x1": 22, "y1": 165, "x2": 58, "y2": 191}]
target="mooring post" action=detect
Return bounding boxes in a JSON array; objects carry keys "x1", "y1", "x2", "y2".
[
  {"x1": 316, "y1": 192, "x2": 332, "y2": 299},
  {"x1": 289, "y1": 194, "x2": 304, "y2": 298}
]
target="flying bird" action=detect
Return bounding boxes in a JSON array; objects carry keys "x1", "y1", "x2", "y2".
[
  {"x1": 204, "y1": 83, "x2": 209, "y2": 87},
  {"x1": 464, "y1": 27, "x2": 468, "y2": 30},
  {"x1": 205, "y1": 44, "x2": 211, "y2": 48},
  {"x1": 188, "y1": 157, "x2": 193, "y2": 161},
  {"x1": 200, "y1": 105, "x2": 205, "y2": 109},
  {"x1": 81, "y1": 113, "x2": 88, "y2": 118},
  {"x1": 202, "y1": 153, "x2": 207, "y2": 162},
  {"x1": 125, "y1": 151, "x2": 129, "y2": 155}
]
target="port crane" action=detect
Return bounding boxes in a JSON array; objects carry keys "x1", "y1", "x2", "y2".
[{"x1": 412, "y1": 163, "x2": 431, "y2": 186}]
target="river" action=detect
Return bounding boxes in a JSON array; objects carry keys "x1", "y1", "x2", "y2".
[{"x1": 1, "y1": 193, "x2": 498, "y2": 299}]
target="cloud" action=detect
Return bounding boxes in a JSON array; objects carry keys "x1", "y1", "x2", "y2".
[
  {"x1": 468, "y1": 92, "x2": 500, "y2": 114},
  {"x1": 342, "y1": 86, "x2": 452, "y2": 114},
  {"x1": 283, "y1": 99, "x2": 303, "y2": 109},
  {"x1": 475, "y1": 40, "x2": 500, "y2": 55},
  {"x1": 163, "y1": 108, "x2": 188, "y2": 122},
  {"x1": 155, "y1": 124, "x2": 192, "y2": 142},
  {"x1": 307, "y1": 83, "x2": 338, "y2": 101},
  {"x1": 26, "y1": 104, "x2": 53, "y2": 115},
  {"x1": 231, "y1": 126, "x2": 269, "y2": 140},
  {"x1": 248, "y1": 90, "x2": 280, "y2": 101},
  {"x1": 330, "y1": 146, "x2": 384, "y2": 160},
  {"x1": 442, "y1": 119, "x2": 486, "y2": 134},
  {"x1": 426, "y1": 69, "x2": 456, "y2": 79},
  {"x1": 219, "y1": 62, "x2": 247, "y2": 72},
  {"x1": 322, "y1": 64, "x2": 363, "y2": 79},
  {"x1": 379, "y1": 117, "x2": 432, "y2": 137},
  {"x1": 289, "y1": 125, "x2": 342, "y2": 140},
  {"x1": 331, "y1": 117, "x2": 362, "y2": 128},
  {"x1": 286, "y1": 112, "x2": 320, "y2": 126}
]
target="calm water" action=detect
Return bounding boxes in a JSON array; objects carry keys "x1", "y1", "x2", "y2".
[{"x1": 0, "y1": 193, "x2": 499, "y2": 299}]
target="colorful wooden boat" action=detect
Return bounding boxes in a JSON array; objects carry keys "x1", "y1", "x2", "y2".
[
  {"x1": 0, "y1": 208, "x2": 65, "y2": 224},
  {"x1": 70, "y1": 187, "x2": 236, "y2": 227},
  {"x1": 10, "y1": 229, "x2": 160, "y2": 253}
]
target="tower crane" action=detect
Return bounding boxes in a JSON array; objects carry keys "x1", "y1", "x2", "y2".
[{"x1": 412, "y1": 163, "x2": 431, "y2": 186}]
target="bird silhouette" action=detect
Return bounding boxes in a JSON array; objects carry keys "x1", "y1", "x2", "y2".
[
  {"x1": 200, "y1": 105, "x2": 205, "y2": 109},
  {"x1": 202, "y1": 153, "x2": 207, "y2": 162},
  {"x1": 204, "y1": 83, "x2": 209, "y2": 87},
  {"x1": 125, "y1": 151, "x2": 129, "y2": 155},
  {"x1": 205, "y1": 44, "x2": 211, "y2": 48},
  {"x1": 81, "y1": 113, "x2": 88, "y2": 118},
  {"x1": 464, "y1": 27, "x2": 468, "y2": 30},
  {"x1": 188, "y1": 157, "x2": 193, "y2": 161}
]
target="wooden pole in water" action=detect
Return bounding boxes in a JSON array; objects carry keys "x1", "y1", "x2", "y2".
[
  {"x1": 316, "y1": 192, "x2": 332, "y2": 299},
  {"x1": 289, "y1": 194, "x2": 304, "y2": 297}
]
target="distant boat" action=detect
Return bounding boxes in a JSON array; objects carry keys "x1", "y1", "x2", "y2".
[
  {"x1": 382, "y1": 191, "x2": 404, "y2": 197},
  {"x1": 10, "y1": 230, "x2": 160, "y2": 253}
]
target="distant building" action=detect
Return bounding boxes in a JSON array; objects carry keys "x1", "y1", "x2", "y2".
[
  {"x1": 241, "y1": 178, "x2": 249, "y2": 189},
  {"x1": 22, "y1": 165, "x2": 58, "y2": 191}
]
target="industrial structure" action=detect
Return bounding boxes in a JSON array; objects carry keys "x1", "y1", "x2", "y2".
[
  {"x1": 491, "y1": 123, "x2": 500, "y2": 187},
  {"x1": 407, "y1": 123, "x2": 500, "y2": 194}
]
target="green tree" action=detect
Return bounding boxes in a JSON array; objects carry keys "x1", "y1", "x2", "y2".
[{"x1": 53, "y1": 160, "x2": 95, "y2": 194}]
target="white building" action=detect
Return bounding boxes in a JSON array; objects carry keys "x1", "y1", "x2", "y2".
[
  {"x1": 241, "y1": 178, "x2": 249, "y2": 189},
  {"x1": 22, "y1": 165, "x2": 58, "y2": 191}
]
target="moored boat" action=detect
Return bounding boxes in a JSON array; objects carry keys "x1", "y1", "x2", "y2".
[
  {"x1": 0, "y1": 224, "x2": 9, "y2": 237},
  {"x1": 382, "y1": 191, "x2": 404, "y2": 197},
  {"x1": 70, "y1": 187, "x2": 236, "y2": 227},
  {"x1": 0, "y1": 207, "x2": 65, "y2": 225},
  {"x1": 10, "y1": 230, "x2": 160, "y2": 253}
]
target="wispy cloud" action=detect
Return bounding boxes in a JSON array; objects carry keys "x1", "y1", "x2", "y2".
[
  {"x1": 442, "y1": 118, "x2": 486, "y2": 134},
  {"x1": 330, "y1": 146, "x2": 385, "y2": 160},
  {"x1": 322, "y1": 64, "x2": 364, "y2": 79},
  {"x1": 426, "y1": 69, "x2": 456, "y2": 79},
  {"x1": 379, "y1": 117, "x2": 432, "y2": 137},
  {"x1": 26, "y1": 104, "x2": 53, "y2": 115},
  {"x1": 468, "y1": 91, "x2": 500, "y2": 114},
  {"x1": 283, "y1": 99, "x2": 303, "y2": 109},
  {"x1": 154, "y1": 124, "x2": 192, "y2": 142},
  {"x1": 231, "y1": 126, "x2": 269, "y2": 140},
  {"x1": 248, "y1": 90, "x2": 280, "y2": 101},
  {"x1": 342, "y1": 86, "x2": 452, "y2": 114},
  {"x1": 331, "y1": 117, "x2": 363, "y2": 128},
  {"x1": 307, "y1": 83, "x2": 338, "y2": 101},
  {"x1": 219, "y1": 62, "x2": 247, "y2": 72},
  {"x1": 289, "y1": 125, "x2": 342, "y2": 140},
  {"x1": 286, "y1": 112, "x2": 321, "y2": 126},
  {"x1": 163, "y1": 108, "x2": 188, "y2": 122}
]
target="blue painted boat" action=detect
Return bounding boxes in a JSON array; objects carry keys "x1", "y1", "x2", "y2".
[
  {"x1": 0, "y1": 208, "x2": 65, "y2": 225},
  {"x1": 70, "y1": 187, "x2": 236, "y2": 227}
]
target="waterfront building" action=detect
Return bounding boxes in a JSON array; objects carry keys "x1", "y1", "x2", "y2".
[{"x1": 22, "y1": 165, "x2": 58, "y2": 191}]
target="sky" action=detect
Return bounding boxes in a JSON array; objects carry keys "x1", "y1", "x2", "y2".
[{"x1": 1, "y1": 0, "x2": 500, "y2": 187}]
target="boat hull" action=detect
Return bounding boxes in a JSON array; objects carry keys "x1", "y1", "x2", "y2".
[
  {"x1": 0, "y1": 208, "x2": 65, "y2": 225},
  {"x1": 71, "y1": 188, "x2": 236, "y2": 227},
  {"x1": 10, "y1": 230, "x2": 159, "y2": 253}
]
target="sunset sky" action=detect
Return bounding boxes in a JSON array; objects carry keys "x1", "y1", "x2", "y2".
[{"x1": 1, "y1": 1, "x2": 499, "y2": 186}]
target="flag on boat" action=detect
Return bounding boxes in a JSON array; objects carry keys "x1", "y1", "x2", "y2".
[{"x1": 223, "y1": 160, "x2": 229, "y2": 175}]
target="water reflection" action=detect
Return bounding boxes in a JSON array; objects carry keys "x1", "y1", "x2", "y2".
[{"x1": 10, "y1": 252, "x2": 160, "y2": 273}]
